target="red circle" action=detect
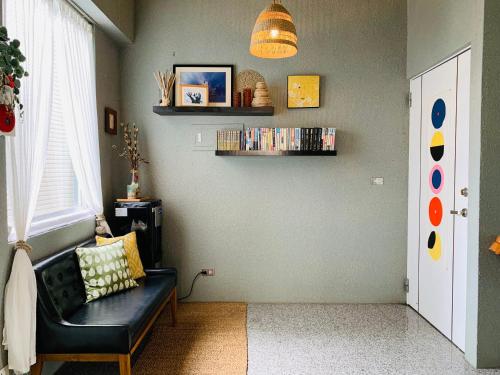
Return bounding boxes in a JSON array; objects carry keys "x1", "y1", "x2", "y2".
[
  {"x1": 429, "y1": 197, "x2": 443, "y2": 226},
  {"x1": 0, "y1": 105, "x2": 15, "y2": 133}
]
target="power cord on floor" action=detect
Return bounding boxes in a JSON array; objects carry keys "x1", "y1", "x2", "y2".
[{"x1": 178, "y1": 271, "x2": 206, "y2": 301}]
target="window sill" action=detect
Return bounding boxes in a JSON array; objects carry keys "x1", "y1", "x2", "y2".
[{"x1": 8, "y1": 208, "x2": 95, "y2": 243}]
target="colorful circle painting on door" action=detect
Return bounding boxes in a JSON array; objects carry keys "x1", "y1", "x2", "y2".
[
  {"x1": 431, "y1": 98, "x2": 446, "y2": 129},
  {"x1": 429, "y1": 165, "x2": 444, "y2": 194},
  {"x1": 427, "y1": 230, "x2": 442, "y2": 261},
  {"x1": 430, "y1": 131, "x2": 444, "y2": 162},
  {"x1": 429, "y1": 196, "x2": 443, "y2": 227}
]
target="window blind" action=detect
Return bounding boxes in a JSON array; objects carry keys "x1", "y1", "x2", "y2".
[{"x1": 34, "y1": 68, "x2": 78, "y2": 217}]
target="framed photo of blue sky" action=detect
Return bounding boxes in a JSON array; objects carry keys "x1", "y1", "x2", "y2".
[{"x1": 174, "y1": 65, "x2": 233, "y2": 107}]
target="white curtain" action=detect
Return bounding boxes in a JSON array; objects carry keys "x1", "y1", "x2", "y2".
[
  {"x1": 54, "y1": 0, "x2": 111, "y2": 235},
  {"x1": 3, "y1": 0, "x2": 54, "y2": 373},
  {"x1": 3, "y1": 0, "x2": 110, "y2": 372}
]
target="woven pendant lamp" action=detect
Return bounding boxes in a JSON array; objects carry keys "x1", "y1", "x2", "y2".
[{"x1": 250, "y1": 0, "x2": 298, "y2": 59}]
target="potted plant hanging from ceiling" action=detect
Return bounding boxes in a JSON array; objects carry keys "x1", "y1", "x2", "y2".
[
  {"x1": 0, "y1": 26, "x2": 28, "y2": 135},
  {"x1": 113, "y1": 123, "x2": 149, "y2": 200}
]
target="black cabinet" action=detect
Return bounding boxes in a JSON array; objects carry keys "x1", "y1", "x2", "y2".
[{"x1": 111, "y1": 199, "x2": 162, "y2": 268}]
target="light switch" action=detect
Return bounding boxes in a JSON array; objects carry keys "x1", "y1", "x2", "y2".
[
  {"x1": 195, "y1": 132, "x2": 202, "y2": 144},
  {"x1": 371, "y1": 177, "x2": 384, "y2": 185}
]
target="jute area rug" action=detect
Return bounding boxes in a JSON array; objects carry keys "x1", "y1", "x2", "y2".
[{"x1": 56, "y1": 302, "x2": 247, "y2": 375}]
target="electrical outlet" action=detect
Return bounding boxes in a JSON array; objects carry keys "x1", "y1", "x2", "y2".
[
  {"x1": 0, "y1": 365, "x2": 9, "y2": 375},
  {"x1": 371, "y1": 177, "x2": 384, "y2": 185},
  {"x1": 202, "y1": 268, "x2": 215, "y2": 276}
]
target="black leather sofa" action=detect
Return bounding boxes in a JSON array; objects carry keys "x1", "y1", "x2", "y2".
[{"x1": 31, "y1": 239, "x2": 177, "y2": 375}]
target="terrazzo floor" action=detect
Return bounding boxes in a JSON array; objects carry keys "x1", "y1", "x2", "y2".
[{"x1": 247, "y1": 304, "x2": 500, "y2": 375}]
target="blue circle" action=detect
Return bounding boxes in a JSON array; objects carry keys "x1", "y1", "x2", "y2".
[
  {"x1": 432, "y1": 99, "x2": 446, "y2": 129},
  {"x1": 432, "y1": 169, "x2": 442, "y2": 190}
]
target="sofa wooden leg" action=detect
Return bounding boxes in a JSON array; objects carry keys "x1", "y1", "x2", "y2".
[
  {"x1": 31, "y1": 356, "x2": 44, "y2": 375},
  {"x1": 118, "y1": 354, "x2": 131, "y2": 375},
  {"x1": 171, "y1": 287, "x2": 177, "y2": 326}
]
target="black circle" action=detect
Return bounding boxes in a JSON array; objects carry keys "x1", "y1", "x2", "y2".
[{"x1": 428, "y1": 231, "x2": 436, "y2": 249}]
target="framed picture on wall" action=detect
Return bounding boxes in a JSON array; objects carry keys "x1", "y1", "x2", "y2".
[
  {"x1": 105, "y1": 107, "x2": 117, "y2": 135},
  {"x1": 173, "y1": 65, "x2": 233, "y2": 107},
  {"x1": 287, "y1": 75, "x2": 320, "y2": 109},
  {"x1": 180, "y1": 84, "x2": 209, "y2": 106}
]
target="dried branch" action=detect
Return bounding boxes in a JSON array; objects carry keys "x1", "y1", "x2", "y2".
[{"x1": 112, "y1": 122, "x2": 149, "y2": 171}]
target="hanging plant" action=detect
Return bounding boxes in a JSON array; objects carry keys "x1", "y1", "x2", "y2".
[{"x1": 0, "y1": 26, "x2": 28, "y2": 132}]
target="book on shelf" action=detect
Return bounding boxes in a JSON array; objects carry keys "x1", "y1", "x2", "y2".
[{"x1": 216, "y1": 127, "x2": 336, "y2": 152}]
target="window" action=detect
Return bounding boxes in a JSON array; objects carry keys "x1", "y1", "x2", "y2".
[{"x1": 5, "y1": 0, "x2": 95, "y2": 240}]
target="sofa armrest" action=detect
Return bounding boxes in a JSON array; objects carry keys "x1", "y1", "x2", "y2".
[{"x1": 144, "y1": 268, "x2": 177, "y2": 284}]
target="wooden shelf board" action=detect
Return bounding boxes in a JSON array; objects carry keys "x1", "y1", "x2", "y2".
[
  {"x1": 153, "y1": 106, "x2": 274, "y2": 116},
  {"x1": 215, "y1": 150, "x2": 337, "y2": 156}
]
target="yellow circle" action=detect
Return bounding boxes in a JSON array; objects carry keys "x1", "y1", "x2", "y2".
[
  {"x1": 430, "y1": 131, "x2": 444, "y2": 147},
  {"x1": 428, "y1": 231, "x2": 442, "y2": 261}
]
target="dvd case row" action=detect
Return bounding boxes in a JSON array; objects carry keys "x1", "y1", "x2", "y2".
[{"x1": 216, "y1": 128, "x2": 336, "y2": 152}]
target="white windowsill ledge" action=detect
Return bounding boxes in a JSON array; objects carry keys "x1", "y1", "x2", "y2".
[{"x1": 8, "y1": 208, "x2": 95, "y2": 243}]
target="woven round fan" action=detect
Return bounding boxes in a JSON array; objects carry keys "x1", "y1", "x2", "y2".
[{"x1": 236, "y1": 69, "x2": 266, "y2": 91}]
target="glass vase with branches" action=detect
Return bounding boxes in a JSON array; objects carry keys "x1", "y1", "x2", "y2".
[{"x1": 113, "y1": 123, "x2": 149, "y2": 198}]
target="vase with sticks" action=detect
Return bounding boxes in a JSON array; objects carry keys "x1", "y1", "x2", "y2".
[
  {"x1": 112, "y1": 123, "x2": 149, "y2": 199},
  {"x1": 154, "y1": 71, "x2": 175, "y2": 107}
]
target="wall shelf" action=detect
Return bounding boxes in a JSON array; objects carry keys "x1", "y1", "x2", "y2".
[
  {"x1": 153, "y1": 106, "x2": 274, "y2": 116},
  {"x1": 215, "y1": 150, "x2": 337, "y2": 156}
]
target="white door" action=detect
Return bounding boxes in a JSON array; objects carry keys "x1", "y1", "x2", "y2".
[
  {"x1": 419, "y1": 57, "x2": 457, "y2": 340},
  {"x1": 407, "y1": 50, "x2": 471, "y2": 349},
  {"x1": 452, "y1": 50, "x2": 471, "y2": 351}
]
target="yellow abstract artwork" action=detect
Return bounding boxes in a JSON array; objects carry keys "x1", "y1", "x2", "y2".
[{"x1": 287, "y1": 75, "x2": 320, "y2": 108}]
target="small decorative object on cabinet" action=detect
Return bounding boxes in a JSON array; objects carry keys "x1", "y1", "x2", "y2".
[
  {"x1": 252, "y1": 82, "x2": 272, "y2": 107},
  {"x1": 489, "y1": 236, "x2": 500, "y2": 255},
  {"x1": 179, "y1": 84, "x2": 208, "y2": 106},
  {"x1": 104, "y1": 107, "x2": 117, "y2": 135},
  {"x1": 288, "y1": 75, "x2": 320, "y2": 109},
  {"x1": 154, "y1": 70, "x2": 175, "y2": 106},
  {"x1": 173, "y1": 65, "x2": 233, "y2": 107},
  {"x1": 112, "y1": 123, "x2": 149, "y2": 199},
  {"x1": 250, "y1": 0, "x2": 298, "y2": 59},
  {"x1": 0, "y1": 26, "x2": 28, "y2": 136},
  {"x1": 216, "y1": 127, "x2": 336, "y2": 156}
]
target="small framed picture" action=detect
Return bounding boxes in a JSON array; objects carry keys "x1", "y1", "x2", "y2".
[
  {"x1": 174, "y1": 65, "x2": 233, "y2": 107},
  {"x1": 287, "y1": 75, "x2": 320, "y2": 109},
  {"x1": 105, "y1": 107, "x2": 117, "y2": 135},
  {"x1": 180, "y1": 84, "x2": 209, "y2": 106}
]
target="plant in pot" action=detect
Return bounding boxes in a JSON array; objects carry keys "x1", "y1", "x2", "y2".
[
  {"x1": 0, "y1": 26, "x2": 28, "y2": 134},
  {"x1": 113, "y1": 123, "x2": 149, "y2": 199}
]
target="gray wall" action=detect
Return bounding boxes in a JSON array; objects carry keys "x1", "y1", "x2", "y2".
[
  {"x1": 73, "y1": 0, "x2": 135, "y2": 44},
  {"x1": 476, "y1": 0, "x2": 500, "y2": 367},
  {"x1": 119, "y1": 0, "x2": 408, "y2": 303},
  {"x1": 91, "y1": 0, "x2": 135, "y2": 41},
  {"x1": 406, "y1": 0, "x2": 475, "y2": 78},
  {"x1": 0, "y1": 27, "x2": 122, "y2": 370}
]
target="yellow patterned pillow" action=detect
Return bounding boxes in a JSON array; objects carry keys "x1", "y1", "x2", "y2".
[{"x1": 96, "y1": 232, "x2": 146, "y2": 279}]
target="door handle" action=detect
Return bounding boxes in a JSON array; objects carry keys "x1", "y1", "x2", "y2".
[
  {"x1": 460, "y1": 187, "x2": 468, "y2": 197},
  {"x1": 450, "y1": 208, "x2": 468, "y2": 218}
]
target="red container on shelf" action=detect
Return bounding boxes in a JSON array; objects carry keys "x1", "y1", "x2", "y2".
[
  {"x1": 243, "y1": 88, "x2": 252, "y2": 107},
  {"x1": 233, "y1": 92, "x2": 241, "y2": 108}
]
